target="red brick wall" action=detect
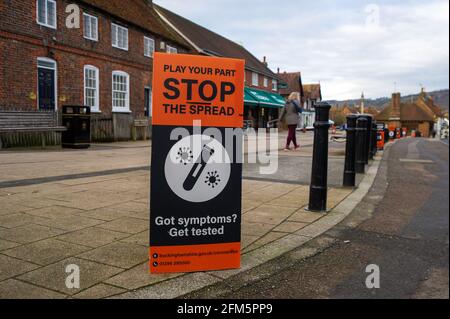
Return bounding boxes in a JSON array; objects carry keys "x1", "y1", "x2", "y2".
[
  {"x1": 244, "y1": 69, "x2": 278, "y2": 93},
  {"x1": 0, "y1": 0, "x2": 189, "y2": 114}
]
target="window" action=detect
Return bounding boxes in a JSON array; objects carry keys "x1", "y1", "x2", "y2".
[
  {"x1": 112, "y1": 23, "x2": 128, "y2": 50},
  {"x1": 263, "y1": 77, "x2": 268, "y2": 87},
  {"x1": 166, "y1": 45, "x2": 177, "y2": 54},
  {"x1": 112, "y1": 71, "x2": 130, "y2": 112},
  {"x1": 83, "y1": 13, "x2": 98, "y2": 41},
  {"x1": 272, "y1": 79, "x2": 278, "y2": 91},
  {"x1": 37, "y1": 0, "x2": 57, "y2": 29},
  {"x1": 84, "y1": 66, "x2": 99, "y2": 112},
  {"x1": 252, "y1": 72, "x2": 259, "y2": 86},
  {"x1": 144, "y1": 36, "x2": 155, "y2": 58}
]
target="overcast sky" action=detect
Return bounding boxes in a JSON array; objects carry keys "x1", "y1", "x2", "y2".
[{"x1": 154, "y1": 0, "x2": 449, "y2": 100}]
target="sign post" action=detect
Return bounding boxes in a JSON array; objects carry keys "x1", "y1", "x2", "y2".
[{"x1": 150, "y1": 53, "x2": 245, "y2": 274}]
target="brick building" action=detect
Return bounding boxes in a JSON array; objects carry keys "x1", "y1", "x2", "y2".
[
  {"x1": 376, "y1": 90, "x2": 443, "y2": 137},
  {"x1": 154, "y1": 4, "x2": 287, "y2": 130},
  {"x1": 0, "y1": 0, "x2": 191, "y2": 140}
]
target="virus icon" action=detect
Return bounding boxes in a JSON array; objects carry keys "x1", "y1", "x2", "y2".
[
  {"x1": 205, "y1": 171, "x2": 221, "y2": 188},
  {"x1": 176, "y1": 147, "x2": 193, "y2": 165}
]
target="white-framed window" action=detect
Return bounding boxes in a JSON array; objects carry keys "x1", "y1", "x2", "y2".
[
  {"x1": 272, "y1": 79, "x2": 278, "y2": 91},
  {"x1": 166, "y1": 45, "x2": 177, "y2": 54},
  {"x1": 36, "y1": 0, "x2": 57, "y2": 29},
  {"x1": 111, "y1": 23, "x2": 128, "y2": 50},
  {"x1": 112, "y1": 71, "x2": 130, "y2": 112},
  {"x1": 252, "y1": 72, "x2": 259, "y2": 86},
  {"x1": 263, "y1": 77, "x2": 268, "y2": 87},
  {"x1": 144, "y1": 36, "x2": 155, "y2": 58},
  {"x1": 84, "y1": 65, "x2": 100, "y2": 112},
  {"x1": 83, "y1": 13, "x2": 98, "y2": 41}
]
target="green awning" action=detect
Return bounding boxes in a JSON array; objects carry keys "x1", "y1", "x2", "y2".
[
  {"x1": 244, "y1": 87, "x2": 286, "y2": 108},
  {"x1": 244, "y1": 88, "x2": 259, "y2": 106}
]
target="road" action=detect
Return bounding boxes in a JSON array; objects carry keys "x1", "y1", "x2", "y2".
[{"x1": 183, "y1": 138, "x2": 449, "y2": 299}]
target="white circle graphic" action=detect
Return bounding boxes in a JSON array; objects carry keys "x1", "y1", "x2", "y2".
[{"x1": 165, "y1": 134, "x2": 231, "y2": 203}]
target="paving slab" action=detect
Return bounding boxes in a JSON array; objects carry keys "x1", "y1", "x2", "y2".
[
  {"x1": 57, "y1": 227, "x2": 129, "y2": 248},
  {"x1": 76, "y1": 206, "x2": 134, "y2": 221},
  {"x1": 72, "y1": 283, "x2": 126, "y2": 299},
  {"x1": 35, "y1": 215, "x2": 105, "y2": 231},
  {"x1": 116, "y1": 273, "x2": 221, "y2": 299},
  {"x1": 25, "y1": 206, "x2": 85, "y2": 219},
  {"x1": 0, "y1": 254, "x2": 40, "y2": 281},
  {"x1": 242, "y1": 231, "x2": 287, "y2": 253},
  {"x1": 0, "y1": 213, "x2": 49, "y2": 229},
  {"x1": 119, "y1": 231, "x2": 149, "y2": 247},
  {"x1": 77, "y1": 242, "x2": 148, "y2": 269},
  {"x1": 105, "y1": 262, "x2": 182, "y2": 291},
  {"x1": 0, "y1": 224, "x2": 66, "y2": 244},
  {"x1": 3, "y1": 239, "x2": 91, "y2": 266},
  {"x1": 0, "y1": 239, "x2": 21, "y2": 251},
  {"x1": 18, "y1": 257, "x2": 123, "y2": 295},
  {"x1": 97, "y1": 217, "x2": 149, "y2": 234},
  {"x1": 0, "y1": 279, "x2": 66, "y2": 299}
]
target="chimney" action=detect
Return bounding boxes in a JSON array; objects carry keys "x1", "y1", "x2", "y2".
[
  {"x1": 391, "y1": 92, "x2": 401, "y2": 118},
  {"x1": 262, "y1": 56, "x2": 268, "y2": 66},
  {"x1": 277, "y1": 67, "x2": 280, "y2": 74}
]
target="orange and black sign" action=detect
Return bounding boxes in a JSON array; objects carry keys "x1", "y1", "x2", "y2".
[{"x1": 150, "y1": 53, "x2": 245, "y2": 274}]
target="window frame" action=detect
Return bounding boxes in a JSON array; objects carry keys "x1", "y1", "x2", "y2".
[
  {"x1": 84, "y1": 65, "x2": 100, "y2": 113},
  {"x1": 112, "y1": 71, "x2": 130, "y2": 113},
  {"x1": 166, "y1": 45, "x2": 178, "y2": 54},
  {"x1": 83, "y1": 13, "x2": 98, "y2": 42},
  {"x1": 36, "y1": 0, "x2": 57, "y2": 29},
  {"x1": 111, "y1": 23, "x2": 129, "y2": 51},
  {"x1": 263, "y1": 77, "x2": 268, "y2": 88},
  {"x1": 272, "y1": 79, "x2": 278, "y2": 91},
  {"x1": 252, "y1": 72, "x2": 259, "y2": 87},
  {"x1": 144, "y1": 36, "x2": 155, "y2": 58}
]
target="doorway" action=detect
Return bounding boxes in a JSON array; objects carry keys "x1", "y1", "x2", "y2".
[{"x1": 37, "y1": 58, "x2": 57, "y2": 111}]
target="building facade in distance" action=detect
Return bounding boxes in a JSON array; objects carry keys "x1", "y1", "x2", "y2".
[{"x1": 376, "y1": 90, "x2": 443, "y2": 137}]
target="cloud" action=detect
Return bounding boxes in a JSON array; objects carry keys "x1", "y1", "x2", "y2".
[{"x1": 154, "y1": 0, "x2": 449, "y2": 100}]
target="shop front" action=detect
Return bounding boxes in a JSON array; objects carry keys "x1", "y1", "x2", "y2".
[{"x1": 244, "y1": 87, "x2": 286, "y2": 130}]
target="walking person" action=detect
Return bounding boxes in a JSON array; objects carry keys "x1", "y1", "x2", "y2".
[{"x1": 279, "y1": 92, "x2": 302, "y2": 151}]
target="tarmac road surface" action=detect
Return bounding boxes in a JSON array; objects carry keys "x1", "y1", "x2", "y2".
[{"x1": 183, "y1": 138, "x2": 449, "y2": 299}]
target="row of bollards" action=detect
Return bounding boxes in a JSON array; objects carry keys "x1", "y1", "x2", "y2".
[
  {"x1": 343, "y1": 114, "x2": 379, "y2": 187},
  {"x1": 307, "y1": 103, "x2": 381, "y2": 213}
]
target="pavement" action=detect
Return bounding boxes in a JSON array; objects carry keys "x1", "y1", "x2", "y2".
[
  {"x1": 0, "y1": 130, "x2": 373, "y2": 299},
  {"x1": 182, "y1": 138, "x2": 449, "y2": 299}
]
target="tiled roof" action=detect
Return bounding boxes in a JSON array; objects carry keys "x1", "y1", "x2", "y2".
[
  {"x1": 278, "y1": 72, "x2": 303, "y2": 96},
  {"x1": 376, "y1": 102, "x2": 434, "y2": 122},
  {"x1": 154, "y1": 4, "x2": 281, "y2": 80},
  {"x1": 79, "y1": 0, "x2": 190, "y2": 48},
  {"x1": 303, "y1": 84, "x2": 322, "y2": 101}
]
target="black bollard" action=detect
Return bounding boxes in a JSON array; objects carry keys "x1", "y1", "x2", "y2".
[
  {"x1": 355, "y1": 117, "x2": 368, "y2": 174},
  {"x1": 343, "y1": 115, "x2": 358, "y2": 187},
  {"x1": 371, "y1": 122, "x2": 378, "y2": 158},
  {"x1": 308, "y1": 102, "x2": 331, "y2": 212},
  {"x1": 384, "y1": 128, "x2": 389, "y2": 144},
  {"x1": 360, "y1": 115, "x2": 373, "y2": 163}
]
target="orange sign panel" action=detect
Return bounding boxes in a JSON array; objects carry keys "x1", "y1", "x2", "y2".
[
  {"x1": 152, "y1": 52, "x2": 245, "y2": 128},
  {"x1": 150, "y1": 53, "x2": 245, "y2": 274}
]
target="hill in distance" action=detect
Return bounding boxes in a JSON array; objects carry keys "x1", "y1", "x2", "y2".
[{"x1": 326, "y1": 89, "x2": 449, "y2": 111}]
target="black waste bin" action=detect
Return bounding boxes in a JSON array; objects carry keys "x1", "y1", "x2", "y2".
[{"x1": 62, "y1": 105, "x2": 91, "y2": 149}]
